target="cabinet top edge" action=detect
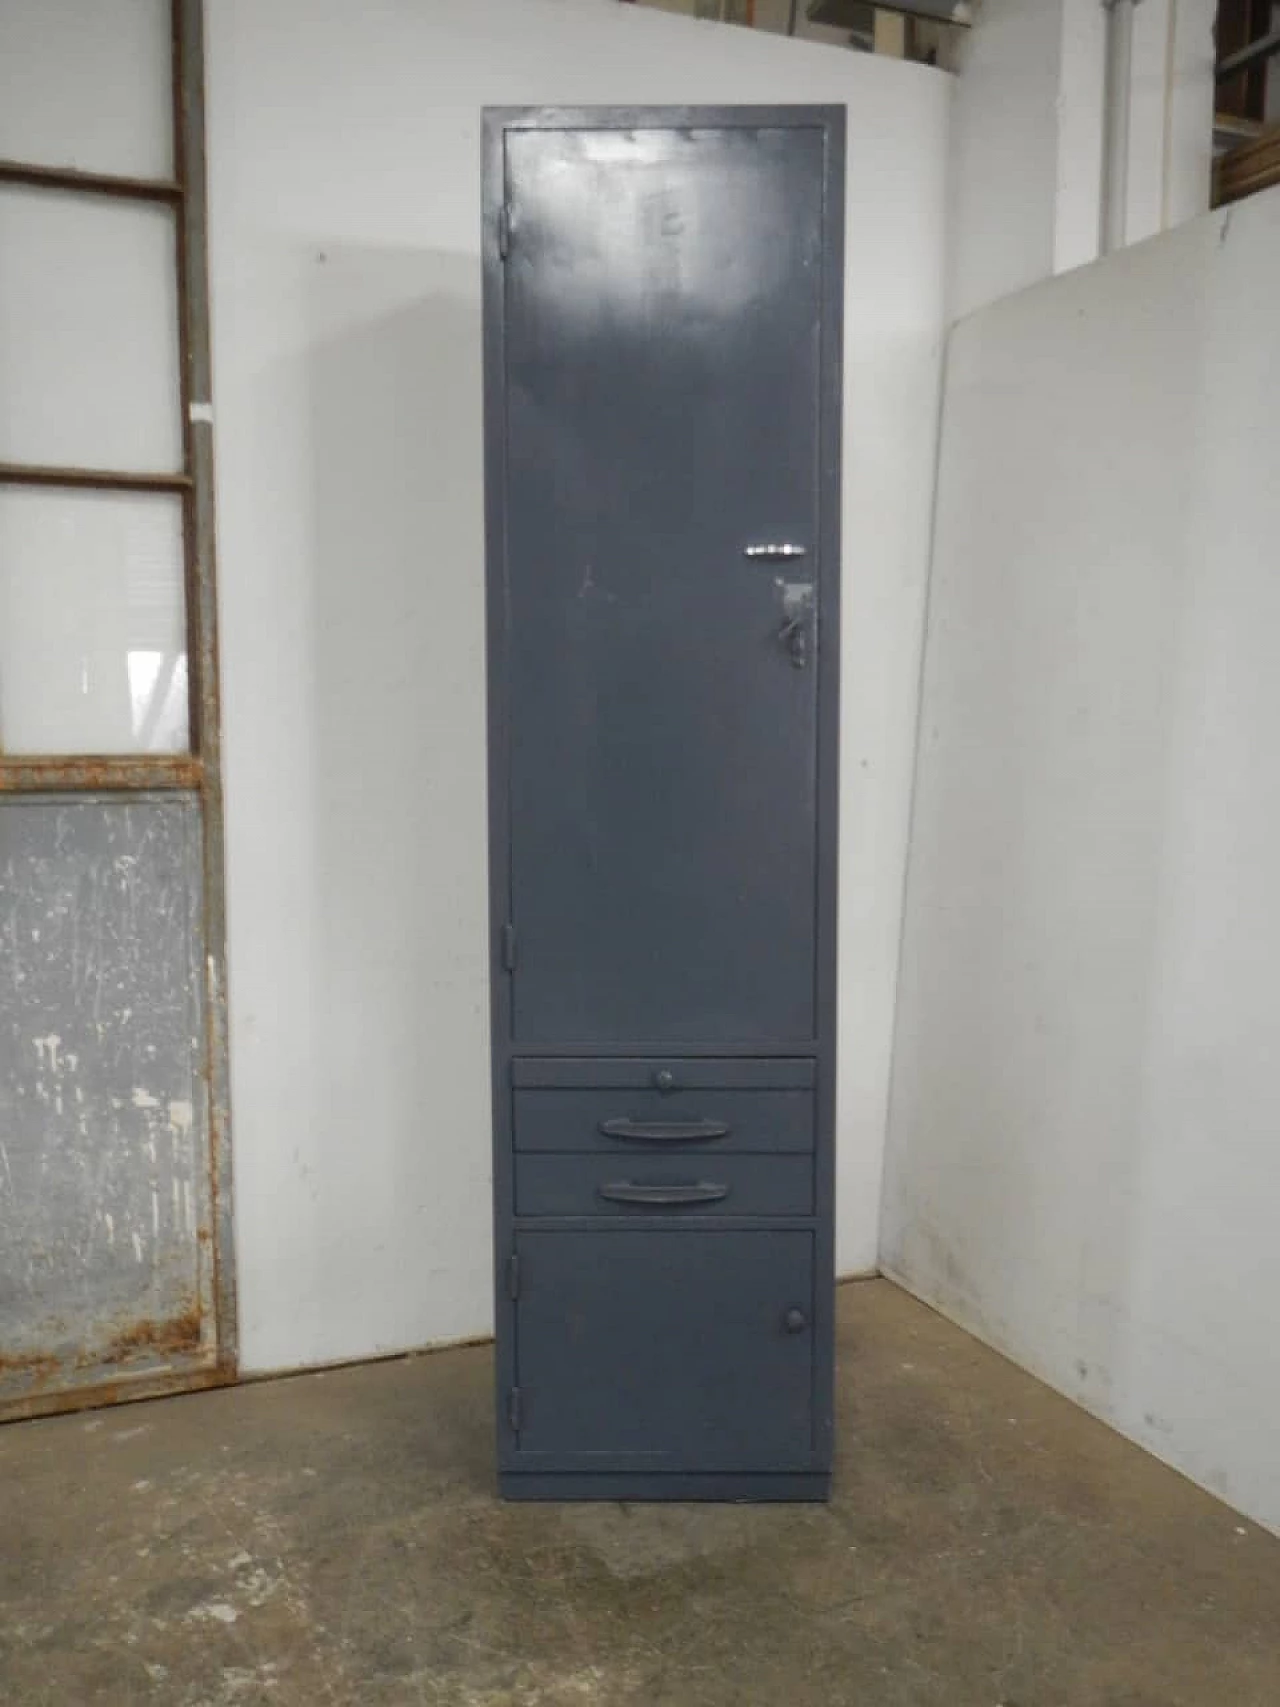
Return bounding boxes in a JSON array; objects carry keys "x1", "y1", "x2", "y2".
[{"x1": 482, "y1": 105, "x2": 847, "y2": 136}]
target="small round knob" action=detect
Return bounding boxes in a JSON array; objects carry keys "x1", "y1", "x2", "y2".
[
  {"x1": 783, "y1": 1307, "x2": 809, "y2": 1335},
  {"x1": 654, "y1": 1069, "x2": 675, "y2": 1092}
]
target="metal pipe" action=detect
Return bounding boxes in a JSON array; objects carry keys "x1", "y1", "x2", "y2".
[
  {"x1": 1215, "y1": 25, "x2": 1280, "y2": 81},
  {"x1": 788, "y1": 0, "x2": 800, "y2": 33},
  {"x1": 1100, "y1": 0, "x2": 1137, "y2": 254}
]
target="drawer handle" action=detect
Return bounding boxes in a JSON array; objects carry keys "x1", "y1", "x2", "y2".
[
  {"x1": 597, "y1": 1181, "x2": 730, "y2": 1207},
  {"x1": 599, "y1": 1118, "x2": 730, "y2": 1144}
]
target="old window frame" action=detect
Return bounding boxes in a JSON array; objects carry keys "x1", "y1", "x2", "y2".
[{"x1": 0, "y1": 0, "x2": 236, "y2": 1418}]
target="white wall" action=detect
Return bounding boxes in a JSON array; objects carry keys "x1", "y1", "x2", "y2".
[
  {"x1": 205, "y1": 0, "x2": 951, "y2": 1373},
  {"x1": 946, "y1": 0, "x2": 1065, "y2": 317},
  {"x1": 947, "y1": 0, "x2": 1215, "y2": 319},
  {"x1": 884, "y1": 188, "x2": 1280, "y2": 1534},
  {"x1": 1122, "y1": 0, "x2": 1217, "y2": 241}
]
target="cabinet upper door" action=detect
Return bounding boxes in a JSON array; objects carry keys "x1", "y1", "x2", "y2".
[{"x1": 499, "y1": 123, "x2": 832, "y2": 1048}]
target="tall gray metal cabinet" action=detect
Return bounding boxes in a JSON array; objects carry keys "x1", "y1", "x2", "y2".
[{"x1": 483, "y1": 107, "x2": 844, "y2": 1501}]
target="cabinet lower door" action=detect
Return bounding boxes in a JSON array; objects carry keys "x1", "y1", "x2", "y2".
[{"x1": 509, "y1": 1228, "x2": 815, "y2": 1473}]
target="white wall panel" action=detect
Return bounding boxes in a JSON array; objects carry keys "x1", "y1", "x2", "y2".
[{"x1": 885, "y1": 189, "x2": 1280, "y2": 1535}]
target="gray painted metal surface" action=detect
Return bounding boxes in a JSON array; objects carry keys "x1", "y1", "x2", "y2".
[
  {"x1": 514, "y1": 1153, "x2": 815, "y2": 1217},
  {"x1": 511, "y1": 1228, "x2": 816, "y2": 1468},
  {"x1": 513, "y1": 1085, "x2": 815, "y2": 1153},
  {"x1": 485, "y1": 108, "x2": 844, "y2": 1502},
  {"x1": 0, "y1": 798, "x2": 213, "y2": 1405},
  {"x1": 503, "y1": 123, "x2": 823, "y2": 1047}
]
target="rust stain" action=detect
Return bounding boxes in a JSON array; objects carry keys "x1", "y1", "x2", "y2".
[
  {"x1": 0, "y1": 1365, "x2": 231, "y2": 1427},
  {"x1": 99, "y1": 1304, "x2": 204, "y2": 1365},
  {"x1": 0, "y1": 1350, "x2": 61, "y2": 1386},
  {"x1": 0, "y1": 756, "x2": 203, "y2": 793}
]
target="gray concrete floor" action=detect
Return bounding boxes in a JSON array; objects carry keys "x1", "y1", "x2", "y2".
[{"x1": 1, "y1": 1280, "x2": 1277, "y2": 1707}]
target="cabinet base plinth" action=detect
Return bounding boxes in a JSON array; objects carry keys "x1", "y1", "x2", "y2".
[{"x1": 499, "y1": 1471, "x2": 831, "y2": 1503}]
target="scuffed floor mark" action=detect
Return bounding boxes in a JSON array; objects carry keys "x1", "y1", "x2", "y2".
[
  {"x1": 203, "y1": 1662, "x2": 283, "y2": 1701},
  {"x1": 412, "y1": 1661, "x2": 640, "y2": 1706},
  {"x1": 185, "y1": 1600, "x2": 239, "y2": 1626},
  {"x1": 559, "y1": 1502, "x2": 778, "y2": 1582}
]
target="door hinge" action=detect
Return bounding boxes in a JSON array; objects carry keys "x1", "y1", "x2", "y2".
[
  {"x1": 502, "y1": 922, "x2": 518, "y2": 972},
  {"x1": 497, "y1": 204, "x2": 511, "y2": 260},
  {"x1": 506, "y1": 1251, "x2": 521, "y2": 1300},
  {"x1": 507, "y1": 1385, "x2": 523, "y2": 1433}
]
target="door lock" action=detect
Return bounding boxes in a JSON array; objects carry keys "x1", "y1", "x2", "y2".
[{"x1": 777, "y1": 615, "x2": 808, "y2": 669}]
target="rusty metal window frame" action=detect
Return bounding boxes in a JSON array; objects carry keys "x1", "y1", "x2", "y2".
[
  {"x1": 0, "y1": 6, "x2": 212, "y2": 790},
  {"x1": 0, "y1": 0, "x2": 237, "y2": 1417}
]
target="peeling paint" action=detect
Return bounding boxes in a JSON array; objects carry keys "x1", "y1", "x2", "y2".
[
  {"x1": 33, "y1": 1034, "x2": 64, "y2": 1079},
  {"x1": 775, "y1": 576, "x2": 816, "y2": 621},
  {"x1": 0, "y1": 800, "x2": 214, "y2": 1408}
]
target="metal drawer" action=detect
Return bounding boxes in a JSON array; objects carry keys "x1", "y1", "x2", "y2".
[
  {"x1": 515, "y1": 1153, "x2": 813, "y2": 1218},
  {"x1": 511, "y1": 1060, "x2": 815, "y2": 1157},
  {"x1": 513, "y1": 1087, "x2": 814, "y2": 1154},
  {"x1": 512, "y1": 1058, "x2": 816, "y2": 1090}
]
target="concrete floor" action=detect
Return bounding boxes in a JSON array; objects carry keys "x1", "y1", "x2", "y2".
[{"x1": 1, "y1": 1281, "x2": 1277, "y2": 1707}]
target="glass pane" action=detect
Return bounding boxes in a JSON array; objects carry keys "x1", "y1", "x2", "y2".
[
  {"x1": 0, "y1": 187, "x2": 183, "y2": 472},
  {"x1": 0, "y1": 488, "x2": 188, "y2": 755},
  {"x1": 0, "y1": 0, "x2": 173, "y2": 181}
]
